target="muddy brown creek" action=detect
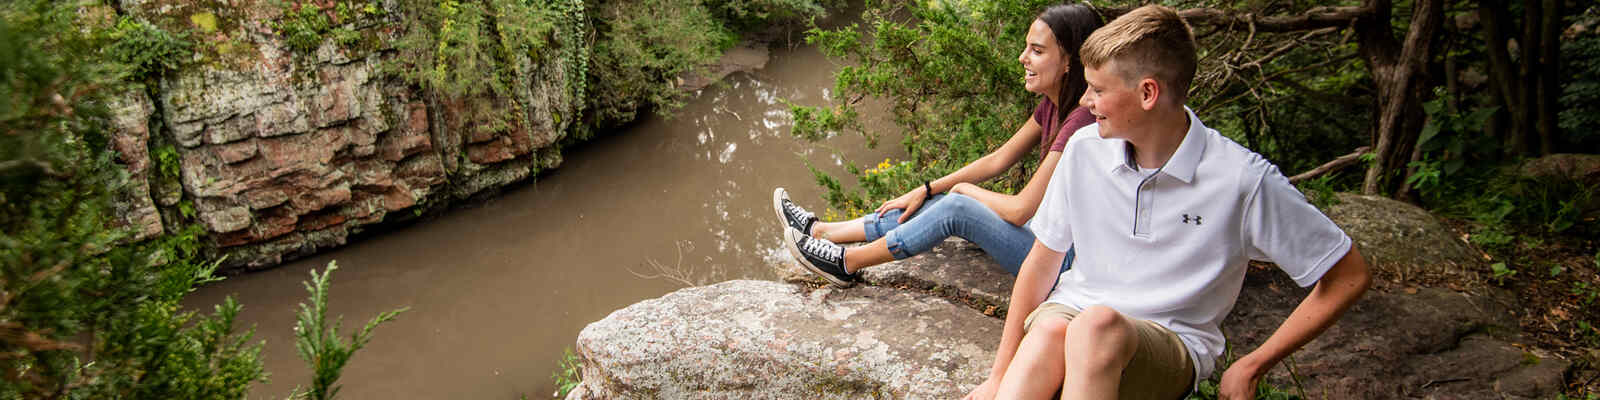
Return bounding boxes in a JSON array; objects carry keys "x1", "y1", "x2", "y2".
[{"x1": 184, "y1": 43, "x2": 903, "y2": 399}]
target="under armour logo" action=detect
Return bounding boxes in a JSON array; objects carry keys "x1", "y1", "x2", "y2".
[{"x1": 1182, "y1": 214, "x2": 1202, "y2": 225}]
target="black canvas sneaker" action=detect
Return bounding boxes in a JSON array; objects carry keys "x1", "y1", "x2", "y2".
[
  {"x1": 772, "y1": 187, "x2": 818, "y2": 237},
  {"x1": 784, "y1": 227, "x2": 855, "y2": 287}
]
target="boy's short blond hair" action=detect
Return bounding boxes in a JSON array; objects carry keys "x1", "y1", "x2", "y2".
[{"x1": 1080, "y1": 5, "x2": 1197, "y2": 102}]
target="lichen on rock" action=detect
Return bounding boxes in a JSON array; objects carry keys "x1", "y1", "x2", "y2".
[
  {"x1": 567, "y1": 280, "x2": 999, "y2": 399},
  {"x1": 576, "y1": 195, "x2": 1569, "y2": 399}
]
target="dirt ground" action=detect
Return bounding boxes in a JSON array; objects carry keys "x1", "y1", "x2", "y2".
[{"x1": 1440, "y1": 217, "x2": 1600, "y2": 396}]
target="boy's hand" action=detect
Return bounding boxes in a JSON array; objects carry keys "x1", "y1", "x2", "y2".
[
  {"x1": 962, "y1": 377, "x2": 999, "y2": 400},
  {"x1": 1218, "y1": 354, "x2": 1267, "y2": 400}
]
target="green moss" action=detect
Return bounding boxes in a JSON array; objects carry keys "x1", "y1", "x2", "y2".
[
  {"x1": 189, "y1": 12, "x2": 217, "y2": 32},
  {"x1": 272, "y1": 0, "x2": 386, "y2": 56},
  {"x1": 123, "y1": 0, "x2": 263, "y2": 71}
]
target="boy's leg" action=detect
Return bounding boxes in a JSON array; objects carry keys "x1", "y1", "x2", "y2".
[
  {"x1": 1063, "y1": 306, "x2": 1194, "y2": 400},
  {"x1": 1062, "y1": 306, "x2": 1140, "y2": 400},
  {"x1": 995, "y1": 303, "x2": 1079, "y2": 398}
]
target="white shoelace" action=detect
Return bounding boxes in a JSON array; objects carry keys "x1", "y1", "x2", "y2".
[
  {"x1": 800, "y1": 236, "x2": 842, "y2": 265},
  {"x1": 783, "y1": 201, "x2": 813, "y2": 223}
]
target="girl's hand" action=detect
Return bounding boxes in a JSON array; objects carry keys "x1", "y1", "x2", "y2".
[
  {"x1": 875, "y1": 186, "x2": 930, "y2": 223},
  {"x1": 949, "y1": 182, "x2": 978, "y2": 196},
  {"x1": 962, "y1": 377, "x2": 999, "y2": 400}
]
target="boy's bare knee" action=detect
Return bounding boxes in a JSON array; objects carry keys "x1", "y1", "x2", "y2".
[
  {"x1": 1067, "y1": 306, "x2": 1130, "y2": 339},
  {"x1": 1031, "y1": 316, "x2": 1070, "y2": 338},
  {"x1": 1064, "y1": 306, "x2": 1138, "y2": 371}
]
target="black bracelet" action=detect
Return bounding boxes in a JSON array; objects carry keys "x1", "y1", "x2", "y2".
[{"x1": 923, "y1": 181, "x2": 935, "y2": 201}]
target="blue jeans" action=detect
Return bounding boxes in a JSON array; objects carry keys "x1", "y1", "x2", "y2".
[{"x1": 863, "y1": 193, "x2": 1073, "y2": 275}]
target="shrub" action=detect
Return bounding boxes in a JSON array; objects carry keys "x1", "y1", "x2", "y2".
[
  {"x1": 1560, "y1": 8, "x2": 1600, "y2": 148},
  {"x1": 1, "y1": 1, "x2": 264, "y2": 397},
  {"x1": 106, "y1": 16, "x2": 191, "y2": 83},
  {"x1": 583, "y1": 0, "x2": 733, "y2": 130},
  {"x1": 292, "y1": 261, "x2": 408, "y2": 400},
  {"x1": 389, "y1": 0, "x2": 587, "y2": 142},
  {"x1": 791, "y1": 0, "x2": 1056, "y2": 212}
]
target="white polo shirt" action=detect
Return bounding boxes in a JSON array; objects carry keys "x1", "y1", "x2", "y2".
[{"x1": 1031, "y1": 107, "x2": 1352, "y2": 381}]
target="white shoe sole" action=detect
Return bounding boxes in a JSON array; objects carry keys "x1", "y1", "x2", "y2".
[
  {"x1": 783, "y1": 226, "x2": 853, "y2": 288},
  {"x1": 772, "y1": 187, "x2": 793, "y2": 235}
]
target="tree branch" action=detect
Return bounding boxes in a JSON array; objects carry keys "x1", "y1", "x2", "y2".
[
  {"x1": 1291, "y1": 146, "x2": 1371, "y2": 183},
  {"x1": 1096, "y1": 5, "x2": 1370, "y2": 33}
]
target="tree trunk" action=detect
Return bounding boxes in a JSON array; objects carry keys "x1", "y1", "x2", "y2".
[
  {"x1": 1479, "y1": 0, "x2": 1526, "y2": 158},
  {"x1": 1536, "y1": 0, "x2": 1561, "y2": 155},
  {"x1": 1521, "y1": 0, "x2": 1542, "y2": 155},
  {"x1": 1359, "y1": 0, "x2": 1443, "y2": 196}
]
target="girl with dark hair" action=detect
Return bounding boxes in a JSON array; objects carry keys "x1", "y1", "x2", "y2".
[{"x1": 774, "y1": 4, "x2": 1103, "y2": 288}]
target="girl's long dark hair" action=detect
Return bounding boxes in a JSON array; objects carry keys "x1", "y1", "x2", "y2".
[{"x1": 1037, "y1": 4, "x2": 1101, "y2": 142}]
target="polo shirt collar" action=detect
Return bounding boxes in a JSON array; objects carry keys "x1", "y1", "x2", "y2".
[{"x1": 1107, "y1": 107, "x2": 1208, "y2": 184}]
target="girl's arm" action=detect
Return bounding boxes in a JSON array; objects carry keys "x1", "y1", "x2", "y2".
[
  {"x1": 950, "y1": 149, "x2": 1062, "y2": 225},
  {"x1": 877, "y1": 117, "x2": 1045, "y2": 221}
]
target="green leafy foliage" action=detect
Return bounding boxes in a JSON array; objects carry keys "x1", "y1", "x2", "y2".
[
  {"x1": 579, "y1": 0, "x2": 834, "y2": 134},
  {"x1": 395, "y1": 0, "x2": 558, "y2": 97},
  {"x1": 1187, "y1": 346, "x2": 1306, "y2": 400},
  {"x1": 391, "y1": 0, "x2": 586, "y2": 140},
  {"x1": 1490, "y1": 262, "x2": 1517, "y2": 285},
  {"x1": 1574, "y1": 281, "x2": 1599, "y2": 307},
  {"x1": 1556, "y1": 392, "x2": 1600, "y2": 400},
  {"x1": 1187, "y1": 379, "x2": 1303, "y2": 400},
  {"x1": 292, "y1": 261, "x2": 409, "y2": 400},
  {"x1": 1560, "y1": 10, "x2": 1600, "y2": 148},
  {"x1": 793, "y1": 0, "x2": 1055, "y2": 212},
  {"x1": 5, "y1": 2, "x2": 405, "y2": 398},
  {"x1": 272, "y1": 1, "x2": 367, "y2": 55},
  {"x1": 2, "y1": 1, "x2": 265, "y2": 397},
  {"x1": 550, "y1": 347, "x2": 582, "y2": 398},
  {"x1": 106, "y1": 16, "x2": 192, "y2": 83},
  {"x1": 584, "y1": 0, "x2": 733, "y2": 129},
  {"x1": 708, "y1": 0, "x2": 838, "y2": 34},
  {"x1": 1407, "y1": 88, "x2": 1499, "y2": 192},
  {"x1": 1295, "y1": 173, "x2": 1344, "y2": 210}
]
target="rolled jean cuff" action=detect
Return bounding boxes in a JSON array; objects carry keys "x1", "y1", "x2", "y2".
[
  {"x1": 863, "y1": 212, "x2": 888, "y2": 242},
  {"x1": 883, "y1": 230, "x2": 915, "y2": 260}
]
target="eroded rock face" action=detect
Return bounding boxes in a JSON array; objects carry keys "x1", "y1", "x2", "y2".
[
  {"x1": 106, "y1": 0, "x2": 584, "y2": 270},
  {"x1": 108, "y1": 87, "x2": 164, "y2": 241},
  {"x1": 567, "y1": 280, "x2": 1000, "y2": 399},
  {"x1": 575, "y1": 195, "x2": 1566, "y2": 399}
]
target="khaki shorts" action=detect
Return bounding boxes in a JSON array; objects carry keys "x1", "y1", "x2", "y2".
[{"x1": 1024, "y1": 302, "x2": 1196, "y2": 400}]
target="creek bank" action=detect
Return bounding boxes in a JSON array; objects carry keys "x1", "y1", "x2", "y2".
[
  {"x1": 570, "y1": 193, "x2": 1570, "y2": 399},
  {"x1": 102, "y1": 0, "x2": 790, "y2": 272}
]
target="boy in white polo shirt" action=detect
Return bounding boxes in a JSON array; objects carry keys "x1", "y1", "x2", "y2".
[{"x1": 964, "y1": 5, "x2": 1373, "y2": 400}]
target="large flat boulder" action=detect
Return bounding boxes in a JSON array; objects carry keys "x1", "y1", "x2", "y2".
[
  {"x1": 567, "y1": 280, "x2": 1000, "y2": 399},
  {"x1": 1227, "y1": 267, "x2": 1566, "y2": 399},
  {"x1": 859, "y1": 239, "x2": 1016, "y2": 317},
  {"x1": 1323, "y1": 193, "x2": 1486, "y2": 286},
  {"x1": 773, "y1": 238, "x2": 1016, "y2": 316},
  {"x1": 736, "y1": 193, "x2": 1569, "y2": 398}
]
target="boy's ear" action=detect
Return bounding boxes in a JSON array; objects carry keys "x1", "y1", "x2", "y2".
[{"x1": 1139, "y1": 77, "x2": 1161, "y2": 111}]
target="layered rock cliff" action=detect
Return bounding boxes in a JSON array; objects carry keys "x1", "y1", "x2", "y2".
[{"x1": 103, "y1": 0, "x2": 629, "y2": 271}]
